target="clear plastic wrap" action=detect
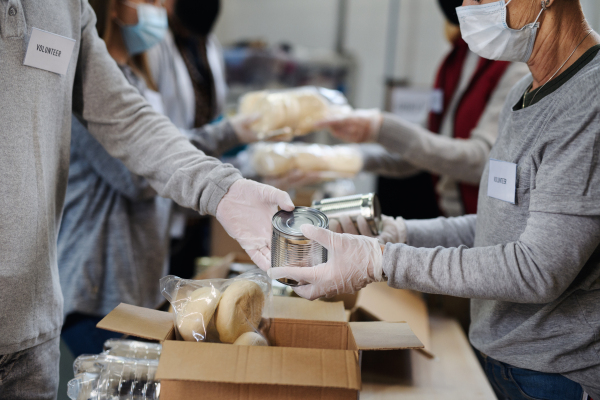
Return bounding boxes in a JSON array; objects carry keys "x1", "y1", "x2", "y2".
[
  {"x1": 68, "y1": 354, "x2": 159, "y2": 400},
  {"x1": 239, "y1": 86, "x2": 352, "y2": 141},
  {"x1": 160, "y1": 270, "x2": 272, "y2": 345},
  {"x1": 102, "y1": 339, "x2": 162, "y2": 360},
  {"x1": 251, "y1": 142, "x2": 363, "y2": 179}
]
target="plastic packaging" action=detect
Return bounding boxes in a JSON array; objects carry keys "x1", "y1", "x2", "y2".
[
  {"x1": 160, "y1": 270, "x2": 272, "y2": 344},
  {"x1": 102, "y1": 339, "x2": 162, "y2": 360},
  {"x1": 251, "y1": 142, "x2": 363, "y2": 179},
  {"x1": 239, "y1": 86, "x2": 352, "y2": 141},
  {"x1": 68, "y1": 354, "x2": 160, "y2": 400}
]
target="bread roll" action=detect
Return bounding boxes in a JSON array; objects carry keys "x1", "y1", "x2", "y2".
[
  {"x1": 177, "y1": 286, "x2": 222, "y2": 342},
  {"x1": 252, "y1": 143, "x2": 295, "y2": 176},
  {"x1": 233, "y1": 332, "x2": 269, "y2": 347},
  {"x1": 216, "y1": 280, "x2": 265, "y2": 343}
]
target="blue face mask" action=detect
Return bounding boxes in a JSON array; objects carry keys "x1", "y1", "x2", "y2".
[{"x1": 119, "y1": 1, "x2": 167, "y2": 56}]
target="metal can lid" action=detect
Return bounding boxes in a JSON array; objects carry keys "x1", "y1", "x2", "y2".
[{"x1": 272, "y1": 207, "x2": 329, "y2": 237}]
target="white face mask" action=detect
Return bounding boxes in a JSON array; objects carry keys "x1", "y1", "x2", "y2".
[{"x1": 456, "y1": 0, "x2": 545, "y2": 63}]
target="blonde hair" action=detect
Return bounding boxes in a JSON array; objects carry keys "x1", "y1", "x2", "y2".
[{"x1": 89, "y1": 0, "x2": 158, "y2": 91}]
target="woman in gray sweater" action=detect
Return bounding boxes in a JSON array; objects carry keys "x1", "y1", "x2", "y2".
[{"x1": 272, "y1": 1, "x2": 600, "y2": 398}]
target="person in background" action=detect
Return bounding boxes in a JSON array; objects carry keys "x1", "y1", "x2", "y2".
[
  {"x1": 272, "y1": 0, "x2": 600, "y2": 398},
  {"x1": 324, "y1": 0, "x2": 529, "y2": 224},
  {"x1": 146, "y1": 0, "x2": 231, "y2": 279},
  {"x1": 58, "y1": 0, "x2": 258, "y2": 357}
]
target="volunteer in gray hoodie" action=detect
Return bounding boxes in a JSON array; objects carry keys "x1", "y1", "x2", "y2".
[
  {"x1": 271, "y1": 1, "x2": 600, "y2": 399},
  {"x1": 0, "y1": 1, "x2": 293, "y2": 399}
]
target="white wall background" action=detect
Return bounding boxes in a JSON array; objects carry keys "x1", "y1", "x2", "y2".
[{"x1": 214, "y1": 0, "x2": 600, "y2": 109}]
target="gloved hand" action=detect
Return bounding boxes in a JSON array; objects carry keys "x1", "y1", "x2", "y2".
[
  {"x1": 330, "y1": 215, "x2": 407, "y2": 245},
  {"x1": 268, "y1": 225, "x2": 384, "y2": 300},
  {"x1": 378, "y1": 215, "x2": 407, "y2": 244},
  {"x1": 263, "y1": 169, "x2": 325, "y2": 191},
  {"x1": 230, "y1": 113, "x2": 261, "y2": 144},
  {"x1": 216, "y1": 179, "x2": 295, "y2": 271},
  {"x1": 315, "y1": 109, "x2": 383, "y2": 143}
]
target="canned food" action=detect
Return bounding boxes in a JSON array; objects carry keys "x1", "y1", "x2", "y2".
[
  {"x1": 311, "y1": 193, "x2": 382, "y2": 235},
  {"x1": 271, "y1": 207, "x2": 328, "y2": 286}
]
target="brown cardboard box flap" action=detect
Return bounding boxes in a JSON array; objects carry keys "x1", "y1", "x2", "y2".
[
  {"x1": 348, "y1": 322, "x2": 423, "y2": 350},
  {"x1": 272, "y1": 297, "x2": 346, "y2": 322},
  {"x1": 96, "y1": 303, "x2": 175, "y2": 342},
  {"x1": 155, "y1": 341, "x2": 361, "y2": 390},
  {"x1": 354, "y1": 284, "x2": 431, "y2": 351}
]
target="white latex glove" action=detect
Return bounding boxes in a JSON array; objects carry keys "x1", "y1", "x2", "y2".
[
  {"x1": 330, "y1": 215, "x2": 407, "y2": 245},
  {"x1": 315, "y1": 109, "x2": 383, "y2": 143},
  {"x1": 263, "y1": 169, "x2": 325, "y2": 191},
  {"x1": 230, "y1": 114, "x2": 261, "y2": 144},
  {"x1": 329, "y1": 215, "x2": 373, "y2": 236},
  {"x1": 216, "y1": 179, "x2": 295, "y2": 271},
  {"x1": 268, "y1": 225, "x2": 384, "y2": 300},
  {"x1": 378, "y1": 215, "x2": 407, "y2": 244}
]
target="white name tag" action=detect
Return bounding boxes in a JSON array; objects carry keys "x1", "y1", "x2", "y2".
[
  {"x1": 23, "y1": 28, "x2": 76, "y2": 75},
  {"x1": 487, "y1": 159, "x2": 517, "y2": 204}
]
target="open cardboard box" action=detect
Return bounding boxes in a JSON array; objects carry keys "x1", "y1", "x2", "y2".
[{"x1": 98, "y1": 297, "x2": 423, "y2": 400}]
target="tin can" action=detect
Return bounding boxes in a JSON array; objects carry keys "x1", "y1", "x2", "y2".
[
  {"x1": 311, "y1": 193, "x2": 382, "y2": 235},
  {"x1": 271, "y1": 207, "x2": 328, "y2": 286}
]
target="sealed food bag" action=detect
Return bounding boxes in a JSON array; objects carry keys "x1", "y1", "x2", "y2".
[
  {"x1": 68, "y1": 354, "x2": 159, "y2": 400},
  {"x1": 251, "y1": 142, "x2": 363, "y2": 180},
  {"x1": 239, "y1": 86, "x2": 352, "y2": 141},
  {"x1": 160, "y1": 270, "x2": 272, "y2": 345}
]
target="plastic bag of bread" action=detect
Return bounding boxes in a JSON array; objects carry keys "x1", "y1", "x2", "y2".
[
  {"x1": 238, "y1": 86, "x2": 352, "y2": 141},
  {"x1": 160, "y1": 270, "x2": 271, "y2": 346},
  {"x1": 251, "y1": 142, "x2": 363, "y2": 181}
]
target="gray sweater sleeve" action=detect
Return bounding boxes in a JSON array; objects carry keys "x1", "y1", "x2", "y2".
[
  {"x1": 359, "y1": 144, "x2": 422, "y2": 178},
  {"x1": 71, "y1": 115, "x2": 156, "y2": 201},
  {"x1": 405, "y1": 214, "x2": 477, "y2": 248},
  {"x1": 384, "y1": 212, "x2": 600, "y2": 303},
  {"x1": 376, "y1": 63, "x2": 529, "y2": 184},
  {"x1": 71, "y1": 1, "x2": 241, "y2": 215},
  {"x1": 181, "y1": 120, "x2": 241, "y2": 157}
]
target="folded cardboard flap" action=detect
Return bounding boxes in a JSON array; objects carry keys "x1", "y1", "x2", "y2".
[
  {"x1": 155, "y1": 341, "x2": 361, "y2": 391},
  {"x1": 96, "y1": 303, "x2": 175, "y2": 342},
  {"x1": 268, "y1": 319, "x2": 351, "y2": 350},
  {"x1": 272, "y1": 296, "x2": 346, "y2": 322},
  {"x1": 349, "y1": 322, "x2": 423, "y2": 351},
  {"x1": 354, "y1": 284, "x2": 431, "y2": 351}
]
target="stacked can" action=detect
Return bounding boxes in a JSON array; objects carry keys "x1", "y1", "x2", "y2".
[
  {"x1": 311, "y1": 193, "x2": 382, "y2": 235},
  {"x1": 271, "y1": 207, "x2": 329, "y2": 286}
]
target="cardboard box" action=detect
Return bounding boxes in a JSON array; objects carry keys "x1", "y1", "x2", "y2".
[{"x1": 97, "y1": 297, "x2": 423, "y2": 400}]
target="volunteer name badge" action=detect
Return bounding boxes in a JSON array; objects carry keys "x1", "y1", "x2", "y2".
[
  {"x1": 23, "y1": 28, "x2": 76, "y2": 75},
  {"x1": 487, "y1": 159, "x2": 517, "y2": 204}
]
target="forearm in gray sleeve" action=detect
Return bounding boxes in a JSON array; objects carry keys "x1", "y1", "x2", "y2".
[
  {"x1": 359, "y1": 144, "x2": 422, "y2": 178},
  {"x1": 377, "y1": 114, "x2": 491, "y2": 184},
  {"x1": 384, "y1": 212, "x2": 600, "y2": 303},
  {"x1": 405, "y1": 214, "x2": 477, "y2": 248},
  {"x1": 181, "y1": 120, "x2": 240, "y2": 158},
  {"x1": 73, "y1": 1, "x2": 241, "y2": 215}
]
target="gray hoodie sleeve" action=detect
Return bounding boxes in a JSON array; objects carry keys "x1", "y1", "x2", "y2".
[
  {"x1": 405, "y1": 214, "x2": 477, "y2": 248},
  {"x1": 375, "y1": 63, "x2": 529, "y2": 184},
  {"x1": 384, "y1": 212, "x2": 600, "y2": 303},
  {"x1": 359, "y1": 144, "x2": 422, "y2": 178},
  {"x1": 181, "y1": 120, "x2": 241, "y2": 157},
  {"x1": 72, "y1": 1, "x2": 241, "y2": 215}
]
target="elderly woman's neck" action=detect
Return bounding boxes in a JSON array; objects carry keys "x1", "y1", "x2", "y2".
[{"x1": 527, "y1": 6, "x2": 599, "y2": 90}]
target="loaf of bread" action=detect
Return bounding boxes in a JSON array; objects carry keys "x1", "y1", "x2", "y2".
[
  {"x1": 177, "y1": 286, "x2": 222, "y2": 342},
  {"x1": 233, "y1": 332, "x2": 269, "y2": 347},
  {"x1": 252, "y1": 143, "x2": 363, "y2": 177},
  {"x1": 240, "y1": 88, "x2": 329, "y2": 138},
  {"x1": 216, "y1": 280, "x2": 265, "y2": 343}
]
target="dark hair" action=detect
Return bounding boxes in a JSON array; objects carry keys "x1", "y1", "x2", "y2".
[
  {"x1": 89, "y1": 0, "x2": 158, "y2": 91},
  {"x1": 437, "y1": 0, "x2": 464, "y2": 26},
  {"x1": 174, "y1": 0, "x2": 221, "y2": 37}
]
